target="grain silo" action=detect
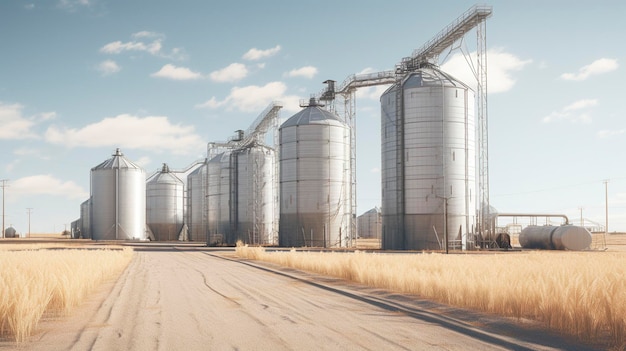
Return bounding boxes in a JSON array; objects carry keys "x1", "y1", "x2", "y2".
[
  {"x1": 232, "y1": 143, "x2": 277, "y2": 245},
  {"x1": 381, "y1": 66, "x2": 475, "y2": 250},
  {"x1": 357, "y1": 207, "x2": 382, "y2": 239},
  {"x1": 90, "y1": 148, "x2": 147, "y2": 240},
  {"x1": 279, "y1": 97, "x2": 351, "y2": 247},
  {"x1": 80, "y1": 198, "x2": 91, "y2": 239},
  {"x1": 146, "y1": 163, "x2": 185, "y2": 241},
  {"x1": 205, "y1": 151, "x2": 236, "y2": 244},
  {"x1": 187, "y1": 160, "x2": 208, "y2": 243}
]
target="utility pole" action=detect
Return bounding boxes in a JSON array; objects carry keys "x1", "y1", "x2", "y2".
[
  {"x1": 1, "y1": 179, "x2": 7, "y2": 238},
  {"x1": 579, "y1": 207, "x2": 584, "y2": 227},
  {"x1": 604, "y1": 180, "x2": 609, "y2": 236},
  {"x1": 26, "y1": 208, "x2": 33, "y2": 238}
]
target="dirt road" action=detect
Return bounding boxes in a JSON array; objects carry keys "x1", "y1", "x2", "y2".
[{"x1": 8, "y1": 246, "x2": 599, "y2": 350}]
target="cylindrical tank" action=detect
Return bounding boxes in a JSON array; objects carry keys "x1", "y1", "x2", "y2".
[
  {"x1": 80, "y1": 198, "x2": 91, "y2": 239},
  {"x1": 206, "y1": 154, "x2": 222, "y2": 244},
  {"x1": 357, "y1": 207, "x2": 382, "y2": 239},
  {"x1": 232, "y1": 144, "x2": 277, "y2": 245},
  {"x1": 147, "y1": 163, "x2": 184, "y2": 241},
  {"x1": 205, "y1": 151, "x2": 235, "y2": 244},
  {"x1": 187, "y1": 161, "x2": 208, "y2": 243},
  {"x1": 381, "y1": 66, "x2": 476, "y2": 250},
  {"x1": 4, "y1": 226, "x2": 17, "y2": 238},
  {"x1": 279, "y1": 97, "x2": 351, "y2": 247},
  {"x1": 519, "y1": 225, "x2": 592, "y2": 250},
  {"x1": 90, "y1": 148, "x2": 147, "y2": 240}
]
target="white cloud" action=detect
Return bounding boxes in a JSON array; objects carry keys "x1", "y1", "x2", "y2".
[
  {"x1": 58, "y1": 0, "x2": 90, "y2": 11},
  {"x1": 209, "y1": 63, "x2": 248, "y2": 83},
  {"x1": 10, "y1": 175, "x2": 88, "y2": 199},
  {"x1": 151, "y1": 64, "x2": 203, "y2": 80},
  {"x1": 286, "y1": 66, "x2": 318, "y2": 79},
  {"x1": 0, "y1": 102, "x2": 38, "y2": 139},
  {"x1": 97, "y1": 59, "x2": 121, "y2": 76},
  {"x1": 370, "y1": 167, "x2": 380, "y2": 173},
  {"x1": 597, "y1": 129, "x2": 626, "y2": 138},
  {"x1": 134, "y1": 156, "x2": 152, "y2": 168},
  {"x1": 44, "y1": 114, "x2": 205, "y2": 154},
  {"x1": 242, "y1": 45, "x2": 281, "y2": 61},
  {"x1": 441, "y1": 47, "x2": 532, "y2": 94},
  {"x1": 542, "y1": 99, "x2": 598, "y2": 124},
  {"x1": 25, "y1": 4, "x2": 35, "y2": 9},
  {"x1": 132, "y1": 31, "x2": 162, "y2": 39},
  {"x1": 196, "y1": 81, "x2": 301, "y2": 113},
  {"x1": 356, "y1": 85, "x2": 392, "y2": 101},
  {"x1": 99, "y1": 34, "x2": 184, "y2": 60},
  {"x1": 561, "y1": 58, "x2": 618, "y2": 81}
]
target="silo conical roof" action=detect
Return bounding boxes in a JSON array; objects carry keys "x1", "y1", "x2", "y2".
[
  {"x1": 92, "y1": 148, "x2": 143, "y2": 170},
  {"x1": 281, "y1": 98, "x2": 345, "y2": 128},
  {"x1": 149, "y1": 163, "x2": 182, "y2": 185}
]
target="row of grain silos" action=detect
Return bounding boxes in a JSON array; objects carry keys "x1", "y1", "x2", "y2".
[
  {"x1": 76, "y1": 98, "x2": 352, "y2": 247},
  {"x1": 186, "y1": 98, "x2": 352, "y2": 247}
]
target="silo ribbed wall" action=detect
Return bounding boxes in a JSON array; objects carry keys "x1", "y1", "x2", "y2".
[
  {"x1": 279, "y1": 100, "x2": 351, "y2": 247},
  {"x1": 187, "y1": 162, "x2": 208, "y2": 242},
  {"x1": 147, "y1": 164, "x2": 184, "y2": 241},
  {"x1": 233, "y1": 145, "x2": 277, "y2": 245},
  {"x1": 90, "y1": 149, "x2": 146, "y2": 240},
  {"x1": 381, "y1": 68, "x2": 476, "y2": 250}
]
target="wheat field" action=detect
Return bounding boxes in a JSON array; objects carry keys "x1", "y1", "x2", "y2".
[
  {"x1": 236, "y1": 244, "x2": 626, "y2": 348},
  {"x1": 0, "y1": 247, "x2": 133, "y2": 342}
]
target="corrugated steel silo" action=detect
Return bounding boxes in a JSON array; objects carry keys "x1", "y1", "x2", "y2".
[
  {"x1": 232, "y1": 144, "x2": 277, "y2": 245},
  {"x1": 90, "y1": 148, "x2": 147, "y2": 240},
  {"x1": 147, "y1": 163, "x2": 184, "y2": 241},
  {"x1": 80, "y1": 198, "x2": 91, "y2": 239},
  {"x1": 279, "y1": 98, "x2": 351, "y2": 247},
  {"x1": 206, "y1": 154, "x2": 223, "y2": 244},
  {"x1": 206, "y1": 151, "x2": 235, "y2": 244},
  {"x1": 187, "y1": 160, "x2": 208, "y2": 242},
  {"x1": 357, "y1": 207, "x2": 382, "y2": 239},
  {"x1": 381, "y1": 66, "x2": 476, "y2": 250}
]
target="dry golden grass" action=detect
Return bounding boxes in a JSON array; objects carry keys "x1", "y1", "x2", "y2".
[
  {"x1": 0, "y1": 248, "x2": 133, "y2": 342},
  {"x1": 236, "y1": 244, "x2": 626, "y2": 349}
]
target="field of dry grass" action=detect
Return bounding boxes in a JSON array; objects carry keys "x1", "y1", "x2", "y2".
[
  {"x1": 0, "y1": 245, "x2": 133, "y2": 342},
  {"x1": 236, "y1": 243, "x2": 626, "y2": 349}
]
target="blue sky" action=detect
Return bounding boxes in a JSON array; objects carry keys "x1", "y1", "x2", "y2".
[{"x1": 1, "y1": 0, "x2": 625, "y2": 234}]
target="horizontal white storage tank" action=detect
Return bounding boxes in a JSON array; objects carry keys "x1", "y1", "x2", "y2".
[{"x1": 520, "y1": 225, "x2": 592, "y2": 250}]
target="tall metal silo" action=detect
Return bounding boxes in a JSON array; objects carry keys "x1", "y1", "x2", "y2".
[
  {"x1": 205, "y1": 151, "x2": 234, "y2": 244},
  {"x1": 381, "y1": 66, "x2": 476, "y2": 250},
  {"x1": 357, "y1": 207, "x2": 382, "y2": 239},
  {"x1": 90, "y1": 148, "x2": 147, "y2": 240},
  {"x1": 232, "y1": 143, "x2": 277, "y2": 245},
  {"x1": 147, "y1": 163, "x2": 184, "y2": 241},
  {"x1": 279, "y1": 98, "x2": 351, "y2": 247},
  {"x1": 187, "y1": 160, "x2": 208, "y2": 243},
  {"x1": 80, "y1": 198, "x2": 91, "y2": 239}
]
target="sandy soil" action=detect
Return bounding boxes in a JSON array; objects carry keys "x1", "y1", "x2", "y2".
[{"x1": 1, "y1": 245, "x2": 606, "y2": 351}]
